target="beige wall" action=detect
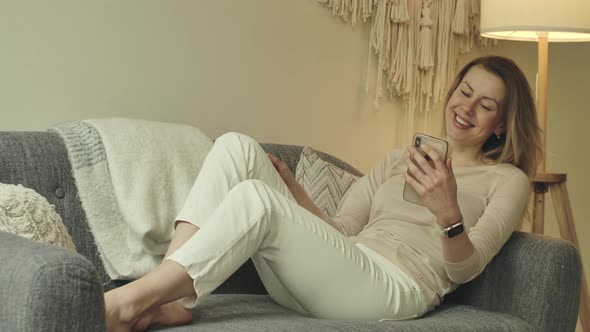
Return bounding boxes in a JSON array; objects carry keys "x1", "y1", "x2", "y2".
[
  {"x1": 2, "y1": 0, "x2": 589, "y2": 324},
  {"x1": 0, "y1": 0, "x2": 405, "y2": 173}
]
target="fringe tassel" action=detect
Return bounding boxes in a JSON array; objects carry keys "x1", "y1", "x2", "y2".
[
  {"x1": 391, "y1": 0, "x2": 409, "y2": 23},
  {"x1": 318, "y1": 0, "x2": 376, "y2": 25},
  {"x1": 318, "y1": 0, "x2": 495, "y2": 139},
  {"x1": 370, "y1": 0, "x2": 387, "y2": 109},
  {"x1": 417, "y1": 0, "x2": 434, "y2": 70},
  {"x1": 452, "y1": 0, "x2": 469, "y2": 35}
]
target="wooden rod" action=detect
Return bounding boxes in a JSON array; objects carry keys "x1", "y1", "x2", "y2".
[{"x1": 537, "y1": 36, "x2": 549, "y2": 174}]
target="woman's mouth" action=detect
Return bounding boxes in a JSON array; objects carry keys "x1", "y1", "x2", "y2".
[{"x1": 453, "y1": 112, "x2": 474, "y2": 129}]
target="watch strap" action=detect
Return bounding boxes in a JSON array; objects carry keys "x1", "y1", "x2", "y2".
[{"x1": 440, "y1": 218, "x2": 464, "y2": 238}]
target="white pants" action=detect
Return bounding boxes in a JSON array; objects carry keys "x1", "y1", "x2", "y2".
[{"x1": 165, "y1": 133, "x2": 428, "y2": 320}]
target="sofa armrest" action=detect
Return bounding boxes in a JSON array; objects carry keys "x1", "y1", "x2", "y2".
[
  {"x1": 0, "y1": 232, "x2": 105, "y2": 332},
  {"x1": 446, "y1": 231, "x2": 581, "y2": 332}
]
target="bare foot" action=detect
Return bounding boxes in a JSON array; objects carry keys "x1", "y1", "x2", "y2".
[{"x1": 132, "y1": 301, "x2": 193, "y2": 332}]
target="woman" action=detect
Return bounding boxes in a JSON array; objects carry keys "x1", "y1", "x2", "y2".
[{"x1": 105, "y1": 55, "x2": 541, "y2": 331}]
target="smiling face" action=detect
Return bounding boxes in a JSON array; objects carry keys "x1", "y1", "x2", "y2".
[{"x1": 445, "y1": 65, "x2": 506, "y2": 151}]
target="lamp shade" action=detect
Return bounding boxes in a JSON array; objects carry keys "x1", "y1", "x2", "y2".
[{"x1": 481, "y1": 0, "x2": 590, "y2": 42}]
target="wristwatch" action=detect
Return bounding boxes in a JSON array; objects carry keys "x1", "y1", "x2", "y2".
[{"x1": 440, "y1": 218, "x2": 464, "y2": 238}]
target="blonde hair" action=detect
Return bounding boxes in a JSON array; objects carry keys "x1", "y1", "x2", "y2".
[{"x1": 443, "y1": 56, "x2": 542, "y2": 178}]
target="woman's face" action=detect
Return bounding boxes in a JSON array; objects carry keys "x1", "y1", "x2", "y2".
[{"x1": 445, "y1": 65, "x2": 506, "y2": 149}]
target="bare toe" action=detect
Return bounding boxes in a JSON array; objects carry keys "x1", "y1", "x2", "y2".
[
  {"x1": 131, "y1": 307, "x2": 157, "y2": 332},
  {"x1": 154, "y1": 302, "x2": 193, "y2": 327},
  {"x1": 132, "y1": 302, "x2": 192, "y2": 331}
]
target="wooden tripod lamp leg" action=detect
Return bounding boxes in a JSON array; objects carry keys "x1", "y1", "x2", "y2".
[
  {"x1": 550, "y1": 182, "x2": 590, "y2": 331},
  {"x1": 533, "y1": 183, "x2": 547, "y2": 234}
]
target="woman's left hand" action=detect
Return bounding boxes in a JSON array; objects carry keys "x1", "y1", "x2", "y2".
[
  {"x1": 403, "y1": 144, "x2": 461, "y2": 226},
  {"x1": 267, "y1": 153, "x2": 296, "y2": 185}
]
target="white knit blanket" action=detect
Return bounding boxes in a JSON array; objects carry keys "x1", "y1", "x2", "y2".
[{"x1": 51, "y1": 118, "x2": 213, "y2": 279}]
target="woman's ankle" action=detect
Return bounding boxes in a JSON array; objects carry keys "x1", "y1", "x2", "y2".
[
  {"x1": 105, "y1": 283, "x2": 154, "y2": 324},
  {"x1": 104, "y1": 258, "x2": 195, "y2": 324}
]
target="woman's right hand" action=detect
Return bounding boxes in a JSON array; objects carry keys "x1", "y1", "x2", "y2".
[{"x1": 267, "y1": 153, "x2": 296, "y2": 185}]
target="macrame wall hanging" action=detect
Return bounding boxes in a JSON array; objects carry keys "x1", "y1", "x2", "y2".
[{"x1": 319, "y1": 0, "x2": 496, "y2": 139}]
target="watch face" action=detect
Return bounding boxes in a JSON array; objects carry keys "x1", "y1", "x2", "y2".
[{"x1": 447, "y1": 223, "x2": 465, "y2": 238}]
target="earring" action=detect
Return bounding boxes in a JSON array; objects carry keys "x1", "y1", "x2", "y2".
[{"x1": 496, "y1": 133, "x2": 501, "y2": 140}]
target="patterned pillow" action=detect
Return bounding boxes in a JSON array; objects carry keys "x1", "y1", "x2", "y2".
[
  {"x1": 295, "y1": 147, "x2": 359, "y2": 217},
  {"x1": 0, "y1": 183, "x2": 76, "y2": 251}
]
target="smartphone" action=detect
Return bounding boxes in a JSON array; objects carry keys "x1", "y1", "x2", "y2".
[{"x1": 402, "y1": 133, "x2": 449, "y2": 206}]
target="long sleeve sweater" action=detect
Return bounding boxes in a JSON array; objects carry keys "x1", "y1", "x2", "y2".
[{"x1": 321, "y1": 149, "x2": 531, "y2": 309}]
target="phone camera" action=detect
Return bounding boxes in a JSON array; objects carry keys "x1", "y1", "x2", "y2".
[{"x1": 414, "y1": 137, "x2": 421, "y2": 147}]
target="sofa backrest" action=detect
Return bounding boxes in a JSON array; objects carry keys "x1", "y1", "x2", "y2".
[
  {"x1": 0, "y1": 131, "x2": 363, "y2": 293},
  {"x1": 0, "y1": 132, "x2": 110, "y2": 285}
]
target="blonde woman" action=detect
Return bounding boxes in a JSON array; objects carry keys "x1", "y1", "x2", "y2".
[{"x1": 104, "y1": 56, "x2": 541, "y2": 331}]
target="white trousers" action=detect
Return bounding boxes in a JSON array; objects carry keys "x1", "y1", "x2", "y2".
[{"x1": 165, "y1": 133, "x2": 428, "y2": 320}]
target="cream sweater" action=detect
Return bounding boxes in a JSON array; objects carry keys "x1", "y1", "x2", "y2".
[{"x1": 321, "y1": 149, "x2": 530, "y2": 309}]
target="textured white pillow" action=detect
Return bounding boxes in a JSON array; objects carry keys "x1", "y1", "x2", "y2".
[
  {"x1": 0, "y1": 183, "x2": 76, "y2": 251},
  {"x1": 295, "y1": 147, "x2": 359, "y2": 217}
]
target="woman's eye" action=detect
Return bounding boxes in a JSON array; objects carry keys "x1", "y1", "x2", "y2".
[
  {"x1": 481, "y1": 104, "x2": 492, "y2": 111},
  {"x1": 461, "y1": 90, "x2": 470, "y2": 97}
]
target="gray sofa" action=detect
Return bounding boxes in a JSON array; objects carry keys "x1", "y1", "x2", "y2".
[{"x1": 0, "y1": 131, "x2": 582, "y2": 332}]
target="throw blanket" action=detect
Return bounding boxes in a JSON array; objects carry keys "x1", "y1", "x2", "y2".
[{"x1": 51, "y1": 118, "x2": 213, "y2": 279}]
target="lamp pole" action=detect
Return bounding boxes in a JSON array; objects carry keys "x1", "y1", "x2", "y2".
[
  {"x1": 533, "y1": 34, "x2": 549, "y2": 234},
  {"x1": 537, "y1": 33, "x2": 548, "y2": 175}
]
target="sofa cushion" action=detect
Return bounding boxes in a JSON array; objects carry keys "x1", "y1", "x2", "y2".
[
  {"x1": 295, "y1": 147, "x2": 359, "y2": 217},
  {"x1": 158, "y1": 294, "x2": 534, "y2": 332},
  {"x1": 0, "y1": 183, "x2": 76, "y2": 251}
]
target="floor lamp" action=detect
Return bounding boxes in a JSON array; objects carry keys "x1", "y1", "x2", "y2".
[{"x1": 480, "y1": 0, "x2": 590, "y2": 330}]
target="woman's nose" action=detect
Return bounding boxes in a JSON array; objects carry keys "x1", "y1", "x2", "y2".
[{"x1": 460, "y1": 99, "x2": 477, "y2": 114}]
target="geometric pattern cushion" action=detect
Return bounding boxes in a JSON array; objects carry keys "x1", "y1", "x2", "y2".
[{"x1": 295, "y1": 147, "x2": 359, "y2": 217}]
